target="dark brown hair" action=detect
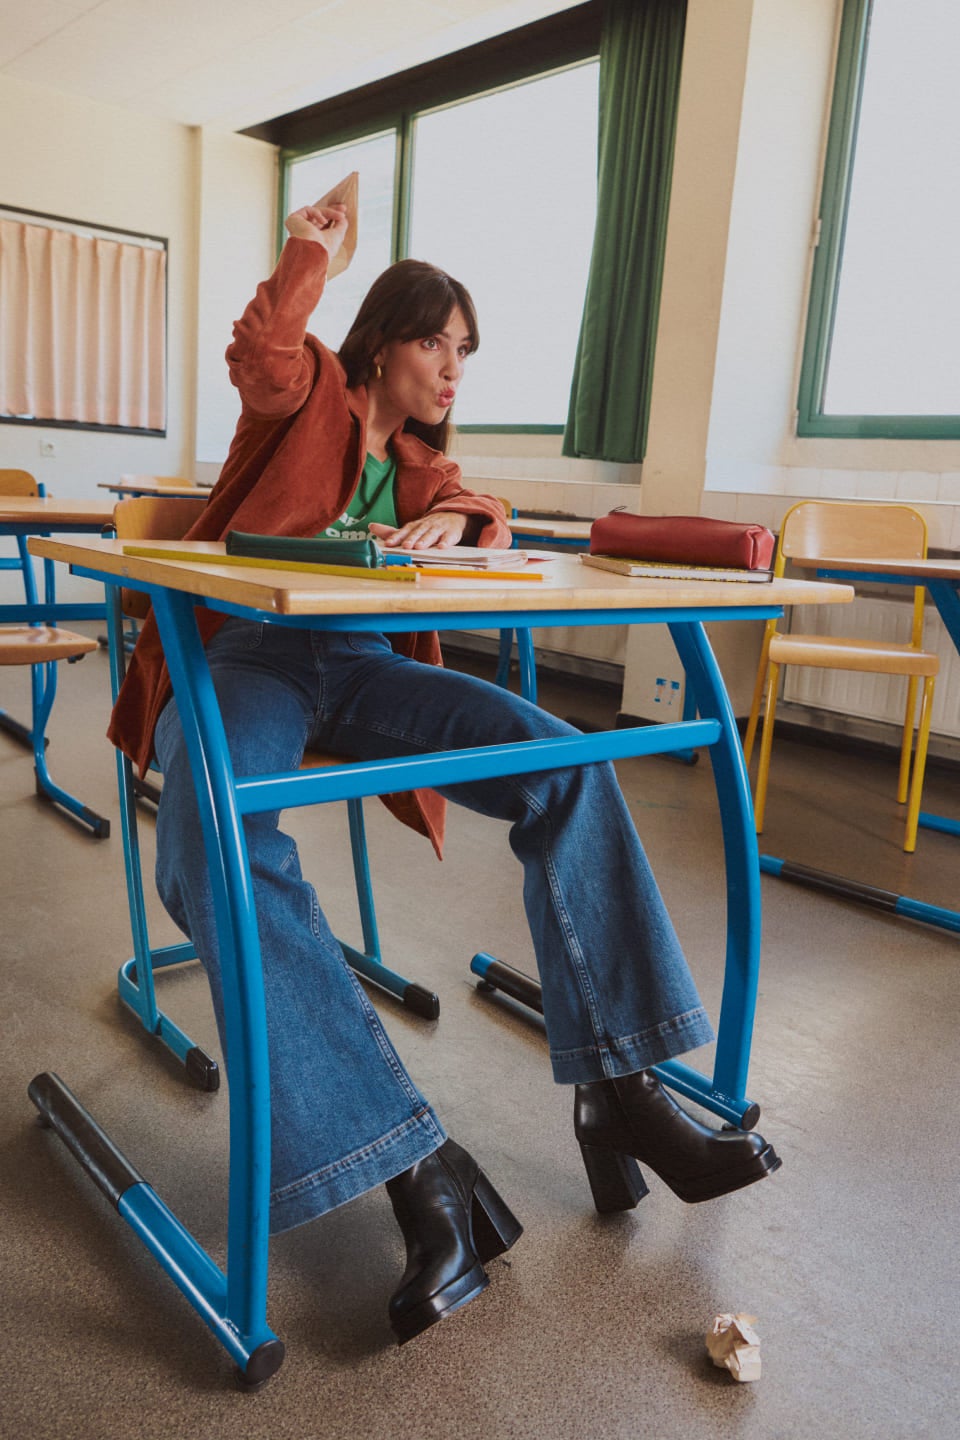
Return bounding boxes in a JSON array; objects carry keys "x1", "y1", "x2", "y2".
[{"x1": 338, "y1": 258, "x2": 479, "y2": 454}]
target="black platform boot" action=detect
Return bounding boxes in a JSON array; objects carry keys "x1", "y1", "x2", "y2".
[
  {"x1": 385, "y1": 1138, "x2": 523, "y2": 1344},
  {"x1": 574, "y1": 1070, "x2": 782, "y2": 1212}
]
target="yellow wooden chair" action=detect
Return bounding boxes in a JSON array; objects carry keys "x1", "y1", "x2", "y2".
[{"x1": 743, "y1": 500, "x2": 938, "y2": 853}]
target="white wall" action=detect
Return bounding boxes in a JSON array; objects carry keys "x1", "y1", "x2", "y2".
[
  {"x1": 0, "y1": 74, "x2": 199, "y2": 603},
  {"x1": 0, "y1": 73, "x2": 198, "y2": 495},
  {"x1": 194, "y1": 129, "x2": 277, "y2": 480}
]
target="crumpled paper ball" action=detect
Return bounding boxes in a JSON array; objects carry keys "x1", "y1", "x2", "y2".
[{"x1": 705, "y1": 1312, "x2": 761, "y2": 1382}]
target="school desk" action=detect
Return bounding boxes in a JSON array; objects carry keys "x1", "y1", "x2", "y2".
[
  {"x1": 764, "y1": 552, "x2": 960, "y2": 934},
  {"x1": 25, "y1": 535, "x2": 851, "y2": 1385}
]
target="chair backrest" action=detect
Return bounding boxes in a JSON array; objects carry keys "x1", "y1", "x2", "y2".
[
  {"x1": 778, "y1": 500, "x2": 927, "y2": 569},
  {"x1": 113, "y1": 495, "x2": 208, "y2": 619},
  {"x1": 113, "y1": 494, "x2": 207, "y2": 543},
  {"x1": 0, "y1": 468, "x2": 39, "y2": 497},
  {"x1": 775, "y1": 499, "x2": 928, "y2": 649}
]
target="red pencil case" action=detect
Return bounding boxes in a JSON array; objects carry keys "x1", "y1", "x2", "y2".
[{"x1": 589, "y1": 513, "x2": 776, "y2": 571}]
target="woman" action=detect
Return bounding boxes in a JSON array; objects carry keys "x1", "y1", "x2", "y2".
[{"x1": 109, "y1": 201, "x2": 781, "y2": 1347}]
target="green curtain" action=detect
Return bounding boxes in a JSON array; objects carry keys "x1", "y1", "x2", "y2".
[{"x1": 563, "y1": 0, "x2": 687, "y2": 463}]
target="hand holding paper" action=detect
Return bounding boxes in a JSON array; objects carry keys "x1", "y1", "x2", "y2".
[{"x1": 284, "y1": 171, "x2": 359, "y2": 278}]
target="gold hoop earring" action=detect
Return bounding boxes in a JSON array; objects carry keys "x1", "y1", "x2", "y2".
[{"x1": 373, "y1": 362, "x2": 383, "y2": 381}]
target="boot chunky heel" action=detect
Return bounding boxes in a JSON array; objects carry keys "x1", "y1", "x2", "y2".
[
  {"x1": 578, "y1": 1142, "x2": 649, "y2": 1214},
  {"x1": 574, "y1": 1070, "x2": 781, "y2": 1211},
  {"x1": 471, "y1": 1169, "x2": 524, "y2": 1262},
  {"x1": 386, "y1": 1138, "x2": 522, "y2": 1344}
]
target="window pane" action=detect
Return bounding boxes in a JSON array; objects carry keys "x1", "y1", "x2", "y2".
[
  {"x1": 286, "y1": 131, "x2": 396, "y2": 351},
  {"x1": 408, "y1": 62, "x2": 599, "y2": 426},
  {"x1": 824, "y1": 0, "x2": 960, "y2": 415}
]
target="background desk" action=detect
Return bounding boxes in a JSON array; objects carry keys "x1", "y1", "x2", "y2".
[
  {"x1": 507, "y1": 515, "x2": 592, "y2": 548},
  {"x1": 767, "y1": 553, "x2": 960, "y2": 933},
  {"x1": 99, "y1": 480, "x2": 212, "y2": 499},
  {"x1": 26, "y1": 536, "x2": 851, "y2": 1384},
  {"x1": 1, "y1": 496, "x2": 114, "y2": 832}
]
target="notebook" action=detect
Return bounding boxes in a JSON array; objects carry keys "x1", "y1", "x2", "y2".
[{"x1": 580, "y1": 554, "x2": 774, "y2": 583}]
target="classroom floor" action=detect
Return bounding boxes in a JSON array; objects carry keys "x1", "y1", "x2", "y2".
[{"x1": 2, "y1": 635, "x2": 957, "y2": 1440}]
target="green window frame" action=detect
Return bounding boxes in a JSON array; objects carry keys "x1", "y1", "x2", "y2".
[{"x1": 797, "y1": 0, "x2": 960, "y2": 440}]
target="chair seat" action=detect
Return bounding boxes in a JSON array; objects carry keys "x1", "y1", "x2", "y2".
[
  {"x1": 301, "y1": 748, "x2": 352, "y2": 770},
  {"x1": 768, "y1": 632, "x2": 939, "y2": 677},
  {"x1": 0, "y1": 625, "x2": 99, "y2": 665}
]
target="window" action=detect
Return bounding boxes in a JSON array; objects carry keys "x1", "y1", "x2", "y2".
[
  {"x1": 0, "y1": 206, "x2": 167, "y2": 435},
  {"x1": 797, "y1": 0, "x2": 960, "y2": 438},
  {"x1": 263, "y1": 3, "x2": 603, "y2": 431},
  {"x1": 409, "y1": 64, "x2": 598, "y2": 427}
]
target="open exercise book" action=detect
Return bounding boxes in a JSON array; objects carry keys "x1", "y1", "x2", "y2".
[{"x1": 580, "y1": 554, "x2": 774, "y2": 583}]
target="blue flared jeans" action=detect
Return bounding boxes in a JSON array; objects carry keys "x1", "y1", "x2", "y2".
[{"x1": 153, "y1": 620, "x2": 714, "y2": 1233}]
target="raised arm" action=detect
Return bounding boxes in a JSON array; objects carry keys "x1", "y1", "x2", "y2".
[{"x1": 225, "y1": 204, "x2": 349, "y2": 417}]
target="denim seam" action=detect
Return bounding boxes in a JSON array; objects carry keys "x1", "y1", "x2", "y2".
[
  {"x1": 271, "y1": 1106, "x2": 443, "y2": 1205},
  {"x1": 548, "y1": 1005, "x2": 713, "y2": 1064}
]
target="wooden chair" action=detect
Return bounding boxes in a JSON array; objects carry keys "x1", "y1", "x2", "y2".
[
  {"x1": 0, "y1": 469, "x2": 42, "y2": 588},
  {"x1": 743, "y1": 500, "x2": 938, "y2": 853},
  {"x1": 0, "y1": 468, "x2": 104, "y2": 831},
  {"x1": 107, "y1": 496, "x2": 438, "y2": 1090}
]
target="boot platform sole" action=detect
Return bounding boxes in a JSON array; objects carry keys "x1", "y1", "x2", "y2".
[{"x1": 391, "y1": 1261, "x2": 489, "y2": 1345}]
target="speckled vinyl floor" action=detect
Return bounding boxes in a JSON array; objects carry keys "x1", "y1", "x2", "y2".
[{"x1": 2, "y1": 637, "x2": 957, "y2": 1439}]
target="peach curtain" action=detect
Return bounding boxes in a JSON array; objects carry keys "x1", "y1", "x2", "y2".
[{"x1": 0, "y1": 217, "x2": 166, "y2": 431}]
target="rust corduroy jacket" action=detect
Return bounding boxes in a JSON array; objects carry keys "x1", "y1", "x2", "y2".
[{"x1": 107, "y1": 236, "x2": 511, "y2": 856}]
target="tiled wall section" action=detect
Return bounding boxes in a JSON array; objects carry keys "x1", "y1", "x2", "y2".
[
  {"x1": 452, "y1": 431, "x2": 642, "y2": 521},
  {"x1": 702, "y1": 465, "x2": 960, "y2": 550}
]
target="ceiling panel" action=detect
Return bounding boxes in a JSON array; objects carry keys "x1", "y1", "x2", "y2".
[{"x1": 0, "y1": 0, "x2": 581, "y2": 131}]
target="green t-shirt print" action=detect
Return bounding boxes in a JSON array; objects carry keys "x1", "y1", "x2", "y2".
[{"x1": 323, "y1": 453, "x2": 398, "y2": 540}]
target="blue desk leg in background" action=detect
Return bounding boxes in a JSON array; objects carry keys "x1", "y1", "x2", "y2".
[{"x1": 761, "y1": 576, "x2": 960, "y2": 937}]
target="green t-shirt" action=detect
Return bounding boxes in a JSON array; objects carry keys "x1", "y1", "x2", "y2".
[{"x1": 322, "y1": 453, "x2": 398, "y2": 540}]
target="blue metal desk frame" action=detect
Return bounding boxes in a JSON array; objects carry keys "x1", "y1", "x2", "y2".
[
  {"x1": 761, "y1": 563, "x2": 960, "y2": 934},
  {"x1": 28, "y1": 546, "x2": 793, "y2": 1385},
  {"x1": 1, "y1": 507, "x2": 110, "y2": 835}
]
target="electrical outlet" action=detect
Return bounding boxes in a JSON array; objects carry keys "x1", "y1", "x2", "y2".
[{"x1": 40, "y1": 439, "x2": 57, "y2": 458}]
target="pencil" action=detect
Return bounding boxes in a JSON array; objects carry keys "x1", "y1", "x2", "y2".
[
  {"x1": 121, "y1": 545, "x2": 419, "y2": 582},
  {"x1": 413, "y1": 567, "x2": 543, "y2": 581}
]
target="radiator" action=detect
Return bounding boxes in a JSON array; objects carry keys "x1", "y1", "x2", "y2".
[{"x1": 783, "y1": 593, "x2": 960, "y2": 739}]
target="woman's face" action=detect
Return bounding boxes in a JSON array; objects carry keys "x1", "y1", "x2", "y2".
[{"x1": 373, "y1": 306, "x2": 471, "y2": 426}]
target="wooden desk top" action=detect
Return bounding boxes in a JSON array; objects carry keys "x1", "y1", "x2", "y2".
[
  {"x1": 99, "y1": 481, "x2": 210, "y2": 498},
  {"x1": 793, "y1": 555, "x2": 960, "y2": 581},
  {"x1": 0, "y1": 495, "x2": 115, "y2": 527},
  {"x1": 30, "y1": 535, "x2": 855, "y2": 620}
]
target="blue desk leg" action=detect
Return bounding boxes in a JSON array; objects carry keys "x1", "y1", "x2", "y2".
[
  {"x1": 917, "y1": 580, "x2": 960, "y2": 843},
  {"x1": 104, "y1": 581, "x2": 221, "y2": 1088},
  {"x1": 33, "y1": 588, "x2": 284, "y2": 1385},
  {"x1": 665, "y1": 621, "x2": 761, "y2": 1127},
  {"x1": 473, "y1": 621, "x2": 762, "y2": 1130}
]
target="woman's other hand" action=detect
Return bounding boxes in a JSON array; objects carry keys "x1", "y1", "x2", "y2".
[
  {"x1": 369, "y1": 514, "x2": 468, "y2": 550},
  {"x1": 284, "y1": 204, "x2": 348, "y2": 262}
]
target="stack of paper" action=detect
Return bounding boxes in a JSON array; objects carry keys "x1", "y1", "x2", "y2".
[{"x1": 386, "y1": 546, "x2": 530, "y2": 569}]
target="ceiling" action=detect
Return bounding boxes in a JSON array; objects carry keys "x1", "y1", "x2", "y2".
[{"x1": 0, "y1": 0, "x2": 580, "y2": 134}]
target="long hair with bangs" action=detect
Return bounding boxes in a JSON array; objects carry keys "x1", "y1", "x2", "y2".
[{"x1": 338, "y1": 258, "x2": 479, "y2": 454}]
